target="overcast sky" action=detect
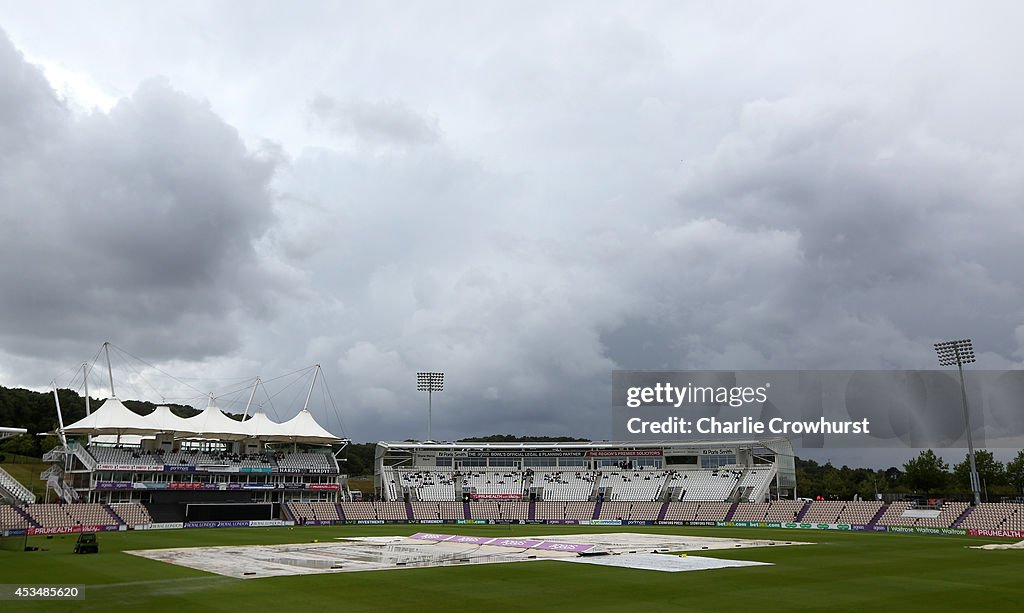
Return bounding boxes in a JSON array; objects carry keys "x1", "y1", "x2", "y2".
[{"x1": 0, "y1": 2, "x2": 1022, "y2": 466}]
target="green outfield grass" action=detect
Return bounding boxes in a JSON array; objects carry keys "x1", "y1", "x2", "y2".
[{"x1": 0, "y1": 525, "x2": 1020, "y2": 612}]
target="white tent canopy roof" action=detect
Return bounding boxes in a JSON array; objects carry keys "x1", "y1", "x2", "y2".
[
  {"x1": 278, "y1": 409, "x2": 342, "y2": 444},
  {"x1": 62, "y1": 398, "x2": 155, "y2": 436},
  {"x1": 62, "y1": 398, "x2": 343, "y2": 444}
]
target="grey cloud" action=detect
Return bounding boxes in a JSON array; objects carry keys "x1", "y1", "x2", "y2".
[
  {"x1": 0, "y1": 30, "x2": 287, "y2": 362},
  {"x1": 307, "y1": 94, "x2": 439, "y2": 145}
]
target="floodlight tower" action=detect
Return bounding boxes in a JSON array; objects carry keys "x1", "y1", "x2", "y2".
[
  {"x1": 416, "y1": 372, "x2": 444, "y2": 441},
  {"x1": 934, "y1": 338, "x2": 980, "y2": 505}
]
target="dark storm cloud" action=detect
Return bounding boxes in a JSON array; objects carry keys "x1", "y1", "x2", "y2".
[{"x1": 0, "y1": 30, "x2": 285, "y2": 361}]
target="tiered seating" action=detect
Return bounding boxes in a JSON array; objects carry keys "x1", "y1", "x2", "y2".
[
  {"x1": 338, "y1": 501, "x2": 409, "y2": 521},
  {"x1": 500, "y1": 501, "x2": 529, "y2": 520},
  {"x1": 533, "y1": 470, "x2": 595, "y2": 501},
  {"x1": 1, "y1": 505, "x2": 32, "y2": 529},
  {"x1": 108, "y1": 503, "x2": 152, "y2": 526},
  {"x1": 394, "y1": 469, "x2": 457, "y2": 501},
  {"x1": 0, "y1": 466, "x2": 35, "y2": 503},
  {"x1": 875, "y1": 501, "x2": 968, "y2": 528},
  {"x1": 801, "y1": 501, "x2": 849, "y2": 523},
  {"x1": 409, "y1": 501, "x2": 464, "y2": 520},
  {"x1": 24, "y1": 503, "x2": 116, "y2": 528},
  {"x1": 468, "y1": 501, "x2": 500, "y2": 519},
  {"x1": 597, "y1": 501, "x2": 629, "y2": 519},
  {"x1": 730, "y1": 502, "x2": 773, "y2": 521},
  {"x1": 277, "y1": 453, "x2": 337, "y2": 473},
  {"x1": 914, "y1": 502, "x2": 969, "y2": 528},
  {"x1": 662, "y1": 501, "x2": 732, "y2": 522},
  {"x1": 959, "y1": 503, "x2": 1024, "y2": 531},
  {"x1": 533, "y1": 501, "x2": 597, "y2": 520},
  {"x1": 597, "y1": 501, "x2": 648, "y2": 520},
  {"x1": 666, "y1": 469, "x2": 741, "y2": 501},
  {"x1": 737, "y1": 467, "x2": 775, "y2": 501},
  {"x1": 762, "y1": 500, "x2": 806, "y2": 522},
  {"x1": 375, "y1": 501, "x2": 409, "y2": 521},
  {"x1": 381, "y1": 466, "x2": 399, "y2": 500},
  {"x1": 836, "y1": 501, "x2": 884, "y2": 524},
  {"x1": 287, "y1": 501, "x2": 340, "y2": 522},
  {"x1": 598, "y1": 470, "x2": 666, "y2": 501},
  {"x1": 437, "y1": 502, "x2": 465, "y2": 520},
  {"x1": 463, "y1": 471, "x2": 524, "y2": 497},
  {"x1": 89, "y1": 446, "x2": 161, "y2": 467}
]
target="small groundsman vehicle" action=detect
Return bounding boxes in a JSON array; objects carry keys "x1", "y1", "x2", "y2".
[{"x1": 73, "y1": 532, "x2": 99, "y2": 554}]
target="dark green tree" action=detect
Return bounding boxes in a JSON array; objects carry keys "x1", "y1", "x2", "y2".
[
  {"x1": 1006, "y1": 450, "x2": 1024, "y2": 494},
  {"x1": 902, "y1": 449, "x2": 949, "y2": 493},
  {"x1": 952, "y1": 449, "x2": 1006, "y2": 491}
]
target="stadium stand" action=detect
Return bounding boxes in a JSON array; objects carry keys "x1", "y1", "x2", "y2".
[
  {"x1": 597, "y1": 470, "x2": 667, "y2": 501},
  {"x1": 667, "y1": 470, "x2": 741, "y2": 501},
  {"x1": 800, "y1": 501, "x2": 884, "y2": 524},
  {"x1": 463, "y1": 470, "x2": 525, "y2": 498},
  {"x1": 1, "y1": 504, "x2": 33, "y2": 529},
  {"x1": 662, "y1": 501, "x2": 733, "y2": 522},
  {"x1": 23, "y1": 503, "x2": 118, "y2": 528},
  {"x1": 597, "y1": 501, "x2": 662, "y2": 521},
  {"x1": 391, "y1": 469, "x2": 458, "y2": 501},
  {"x1": 959, "y1": 503, "x2": 1024, "y2": 531},
  {"x1": 108, "y1": 502, "x2": 152, "y2": 526},
  {"x1": 874, "y1": 501, "x2": 970, "y2": 528},
  {"x1": 286, "y1": 501, "x2": 341, "y2": 523},
  {"x1": 532, "y1": 470, "x2": 596, "y2": 501},
  {"x1": 730, "y1": 500, "x2": 805, "y2": 522},
  {"x1": 0, "y1": 466, "x2": 36, "y2": 504}
]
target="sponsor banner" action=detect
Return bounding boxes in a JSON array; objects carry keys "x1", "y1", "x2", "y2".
[
  {"x1": 456, "y1": 520, "x2": 489, "y2": 525},
  {"x1": 356, "y1": 520, "x2": 385, "y2": 525},
  {"x1": 410, "y1": 533, "x2": 595, "y2": 553},
  {"x1": 418, "y1": 519, "x2": 445, "y2": 524},
  {"x1": 242, "y1": 483, "x2": 276, "y2": 489},
  {"x1": 968, "y1": 528, "x2": 1023, "y2": 539},
  {"x1": 95, "y1": 481, "x2": 133, "y2": 490},
  {"x1": 27, "y1": 525, "x2": 119, "y2": 535},
  {"x1": 184, "y1": 521, "x2": 250, "y2": 529},
  {"x1": 241, "y1": 467, "x2": 273, "y2": 473},
  {"x1": 470, "y1": 493, "x2": 522, "y2": 500},
  {"x1": 448, "y1": 535, "x2": 492, "y2": 545},
  {"x1": 543, "y1": 519, "x2": 579, "y2": 525},
  {"x1": 169, "y1": 482, "x2": 205, "y2": 490},
  {"x1": 163, "y1": 465, "x2": 196, "y2": 472},
  {"x1": 248, "y1": 520, "x2": 295, "y2": 528},
  {"x1": 133, "y1": 522, "x2": 185, "y2": 531},
  {"x1": 306, "y1": 483, "x2": 341, "y2": 491},
  {"x1": 2, "y1": 529, "x2": 28, "y2": 537},
  {"x1": 204, "y1": 465, "x2": 239, "y2": 473},
  {"x1": 584, "y1": 449, "x2": 663, "y2": 457},
  {"x1": 534, "y1": 541, "x2": 595, "y2": 553},
  {"x1": 625, "y1": 520, "x2": 654, "y2": 526},
  {"x1": 588, "y1": 520, "x2": 623, "y2": 526},
  {"x1": 282, "y1": 483, "x2": 306, "y2": 489},
  {"x1": 890, "y1": 526, "x2": 967, "y2": 536},
  {"x1": 96, "y1": 463, "x2": 162, "y2": 472},
  {"x1": 487, "y1": 537, "x2": 543, "y2": 548}
]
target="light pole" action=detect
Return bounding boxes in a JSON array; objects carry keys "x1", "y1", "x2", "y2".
[
  {"x1": 934, "y1": 338, "x2": 980, "y2": 506},
  {"x1": 416, "y1": 372, "x2": 444, "y2": 441}
]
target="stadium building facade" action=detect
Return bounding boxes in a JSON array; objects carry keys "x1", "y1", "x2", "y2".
[{"x1": 374, "y1": 439, "x2": 797, "y2": 503}]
